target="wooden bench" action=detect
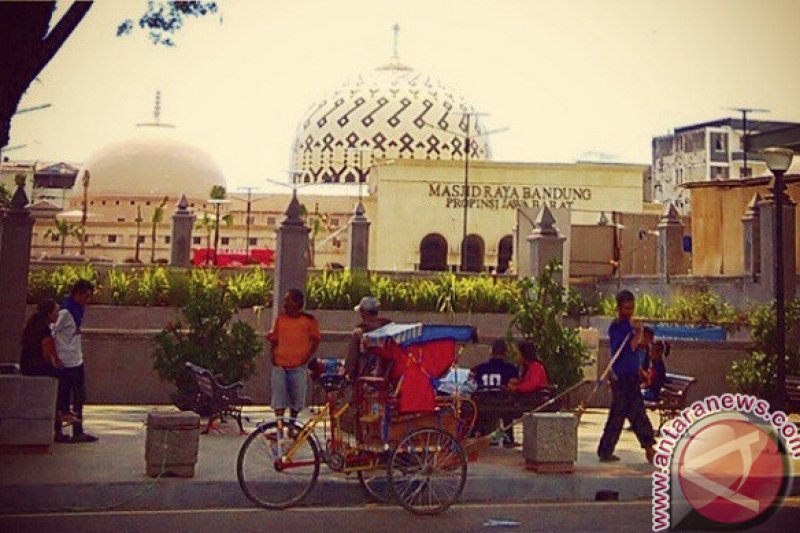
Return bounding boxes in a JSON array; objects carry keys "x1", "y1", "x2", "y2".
[
  {"x1": 786, "y1": 375, "x2": 800, "y2": 414},
  {"x1": 471, "y1": 388, "x2": 559, "y2": 438},
  {"x1": 184, "y1": 362, "x2": 253, "y2": 434},
  {"x1": 644, "y1": 372, "x2": 697, "y2": 431}
]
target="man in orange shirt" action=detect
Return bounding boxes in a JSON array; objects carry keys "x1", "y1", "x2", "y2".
[{"x1": 267, "y1": 289, "x2": 321, "y2": 424}]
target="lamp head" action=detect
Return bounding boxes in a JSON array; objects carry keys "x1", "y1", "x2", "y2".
[{"x1": 761, "y1": 147, "x2": 794, "y2": 173}]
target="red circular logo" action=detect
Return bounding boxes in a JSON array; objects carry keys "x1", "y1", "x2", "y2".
[{"x1": 677, "y1": 417, "x2": 787, "y2": 525}]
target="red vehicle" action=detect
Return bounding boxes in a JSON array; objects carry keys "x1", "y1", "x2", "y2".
[{"x1": 191, "y1": 248, "x2": 274, "y2": 267}]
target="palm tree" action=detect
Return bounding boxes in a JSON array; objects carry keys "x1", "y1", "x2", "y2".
[
  {"x1": 44, "y1": 219, "x2": 80, "y2": 255},
  {"x1": 299, "y1": 203, "x2": 332, "y2": 267},
  {"x1": 210, "y1": 185, "x2": 226, "y2": 200},
  {"x1": 134, "y1": 205, "x2": 143, "y2": 263},
  {"x1": 150, "y1": 196, "x2": 169, "y2": 263},
  {"x1": 196, "y1": 212, "x2": 214, "y2": 253},
  {"x1": 195, "y1": 210, "x2": 233, "y2": 266}
]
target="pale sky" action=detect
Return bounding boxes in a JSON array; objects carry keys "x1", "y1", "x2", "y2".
[{"x1": 8, "y1": 0, "x2": 800, "y2": 192}]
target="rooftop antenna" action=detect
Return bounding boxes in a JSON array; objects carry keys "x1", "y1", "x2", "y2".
[{"x1": 725, "y1": 107, "x2": 769, "y2": 177}]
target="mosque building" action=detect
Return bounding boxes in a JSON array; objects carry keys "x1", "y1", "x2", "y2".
[{"x1": 8, "y1": 28, "x2": 651, "y2": 273}]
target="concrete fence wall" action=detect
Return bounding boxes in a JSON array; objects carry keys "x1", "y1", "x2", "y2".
[
  {"x1": 18, "y1": 305, "x2": 751, "y2": 406},
  {"x1": 577, "y1": 274, "x2": 800, "y2": 308}
]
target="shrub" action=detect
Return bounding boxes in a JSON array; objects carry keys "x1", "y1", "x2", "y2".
[
  {"x1": 664, "y1": 290, "x2": 741, "y2": 328},
  {"x1": 137, "y1": 267, "x2": 171, "y2": 306},
  {"x1": 166, "y1": 269, "x2": 192, "y2": 307},
  {"x1": 27, "y1": 265, "x2": 98, "y2": 303},
  {"x1": 306, "y1": 270, "x2": 371, "y2": 310},
  {"x1": 27, "y1": 269, "x2": 55, "y2": 303},
  {"x1": 106, "y1": 269, "x2": 135, "y2": 305},
  {"x1": 596, "y1": 289, "x2": 740, "y2": 330},
  {"x1": 227, "y1": 268, "x2": 273, "y2": 308},
  {"x1": 151, "y1": 272, "x2": 264, "y2": 398},
  {"x1": 727, "y1": 298, "x2": 800, "y2": 405},
  {"x1": 507, "y1": 262, "x2": 591, "y2": 391}
]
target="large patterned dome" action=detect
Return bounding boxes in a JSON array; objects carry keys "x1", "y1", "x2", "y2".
[{"x1": 291, "y1": 54, "x2": 491, "y2": 184}]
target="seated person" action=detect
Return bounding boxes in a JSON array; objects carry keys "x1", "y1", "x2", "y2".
[
  {"x1": 340, "y1": 296, "x2": 391, "y2": 434},
  {"x1": 471, "y1": 340, "x2": 520, "y2": 448},
  {"x1": 344, "y1": 296, "x2": 392, "y2": 382},
  {"x1": 471, "y1": 339, "x2": 519, "y2": 391},
  {"x1": 636, "y1": 326, "x2": 655, "y2": 384},
  {"x1": 641, "y1": 340, "x2": 670, "y2": 402},
  {"x1": 507, "y1": 341, "x2": 549, "y2": 394}
]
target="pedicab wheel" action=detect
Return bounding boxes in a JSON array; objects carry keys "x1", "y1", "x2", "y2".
[
  {"x1": 387, "y1": 428, "x2": 468, "y2": 515},
  {"x1": 236, "y1": 421, "x2": 320, "y2": 509},
  {"x1": 357, "y1": 463, "x2": 393, "y2": 503}
]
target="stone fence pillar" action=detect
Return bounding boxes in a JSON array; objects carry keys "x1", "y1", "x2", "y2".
[
  {"x1": 272, "y1": 191, "x2": 310, "y2": 319},
  {"x1": 657, "y1": 202, "x2": 684, "y2": 280},
  {"x1": 758, "y1": 190, "x2": 797, "y2": 301},
  {"x1": 170, "y1": 194, "x2": 195, "y2": 268},
  {"x1": 0, "y1": 179, "x2": 35, "y2": 363},
  {"x1": 526, "y1": 205, "x2": 566, "y2": 285},
  {"x1": 348, "y1": 202, "x2": 370, "y2": 270}
]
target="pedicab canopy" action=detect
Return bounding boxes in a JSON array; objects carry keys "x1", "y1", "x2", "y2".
[{"x1": 363, "y1": 323, "x2": 477, "y2": 413}]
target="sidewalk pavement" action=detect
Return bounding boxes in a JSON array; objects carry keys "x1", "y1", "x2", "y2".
[{"x1": 0, "y1": 406, "x2": 796, "y2": 513}]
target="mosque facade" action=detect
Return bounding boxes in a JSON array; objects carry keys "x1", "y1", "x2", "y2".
[{"x1": 7, "y1": 32, "x2": 650, "y2": 273}]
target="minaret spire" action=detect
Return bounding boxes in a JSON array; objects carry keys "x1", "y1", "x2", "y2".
[
  {"x1": 392, "y1": 23, "x2": 400, "y2": 61},
  {"x1": 376, "y1": 23, "x2": 411, "y2": 72},
  {"x1": 154, "y1": 90, "x2": 161, "y2": 124}
]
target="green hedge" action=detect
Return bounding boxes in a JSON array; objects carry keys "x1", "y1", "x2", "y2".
[{"x1": 26, "y1": 266, "x2": 521, "y2": 313}]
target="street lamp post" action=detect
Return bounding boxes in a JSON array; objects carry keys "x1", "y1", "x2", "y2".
[
  {"x1": 208, "y1": 198, "x2": 230, "y2": 267},
  {"x1": 462, "y1": 114, "x2": 472, "y2": 273},
  {"x1": 79, "y1": 170, "x2": 90, "y2": 255},
  {"x1": 237, "y1": 186, "x2": 261, "y2": 259},
  {"x1": 762, "y1": 146, "x2": 795, "y2": 411},
  {"x1": 424, "y1": 113, "x2": 504, "y2": 272}
]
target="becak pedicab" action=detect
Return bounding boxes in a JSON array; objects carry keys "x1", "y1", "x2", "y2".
[{"x1": 236, "y1": 322, "x2": 478, "y2": 515}]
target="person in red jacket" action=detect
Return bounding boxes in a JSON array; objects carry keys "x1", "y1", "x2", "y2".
[{"x1": 508, "y1": 341, "x2": 549, "y2": 393}]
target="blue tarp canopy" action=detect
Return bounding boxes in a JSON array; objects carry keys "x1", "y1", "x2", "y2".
[
  {"x1": 362, "y1": 323, "x2": 478, "y2": 347},
  {"x1": 650, "y1": 324, "x2": 726, "y2": 341},
  {"x1": 403, "y1": 324, "x2": 478, "y2": 346}
]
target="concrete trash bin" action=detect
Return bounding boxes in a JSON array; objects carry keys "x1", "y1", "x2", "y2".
[
  {"x1": 145, "y1": 411, "x2": 201, "y2": 478},
  {"x1": 523, "y1": 412, "x2": 578, "y2": 473}
]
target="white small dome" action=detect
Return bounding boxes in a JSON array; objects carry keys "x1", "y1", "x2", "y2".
[
  {"x1": 78, "y1": 123, "x2": 225, "y2": 200},
  {"x1": 291, "y1": 58, "x2": 491, "y2": 184}
]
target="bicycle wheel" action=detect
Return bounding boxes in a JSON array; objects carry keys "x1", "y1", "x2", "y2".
[
  {"x1": 357, "y1": 461, "x2": 393, "y2": 503},
  {"x1": 388, "y1": 428, "x2": 467, "y2": 515},
  {"x1": 237, "y1": 421, "x2": 320, "y2": 509}
]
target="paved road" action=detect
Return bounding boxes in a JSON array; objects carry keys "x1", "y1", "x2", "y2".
[{"x1": 4, "y1": 500, "x2": 800, "y2": 533}]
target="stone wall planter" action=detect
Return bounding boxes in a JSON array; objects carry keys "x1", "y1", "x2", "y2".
[
  {"x1": 145, "y1": 411, "x2": 201, "y2": 478},
  {"x1": 0, "y1": 375, "x2": 57, "y2": 451}
]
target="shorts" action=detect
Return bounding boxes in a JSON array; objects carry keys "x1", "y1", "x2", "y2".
[{"x1": 271, "y1": 366, "x2": 308, "y2": 412}]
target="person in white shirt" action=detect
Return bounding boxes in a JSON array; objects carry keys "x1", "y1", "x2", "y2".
[{"x1": 53, "y1": 280, "x2": 97, "y2": 443}]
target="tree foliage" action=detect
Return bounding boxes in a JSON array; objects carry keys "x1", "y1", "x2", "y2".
[
  {"x1": 507, "y1": 262, "x2": 591, "y2": 391},
  {"x1": 117, "y1": 1, "x2": 219, "y2": 47},
  {"x1": 44, "y1": 219, "x2": 81, "y2": 255},
  {"x1": 728, "y1": 298, "x2": 800, "y2": 404},
  {"x1": 0, "y1": 1, "x2": 217, "y2": 152},
  {"x1": 150, "y1": 195, "x2": 169, "y2": 263},
  {"x1": 151, "y1": 270, "x2": 263, "y2": 394}
]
